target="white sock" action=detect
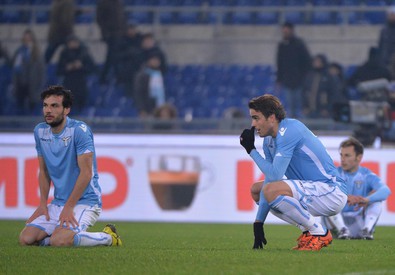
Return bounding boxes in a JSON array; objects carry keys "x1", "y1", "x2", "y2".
[
  {"x1": 270, "y1": 209, "x2": 308, "y2": 232},
  {"x1": 327, "y1": 213, "x2": 347, "y2": 231},
  {"x1": 39, "y1": 237, "x2": 51, "y2": 246},
  {"x1": 270, "y1": 195, "x2": 326, "y2": 235},
  {"x1": 73, "y1": 232, "x2": 112, "y2": 247},
  {"x1": 364, "y1": 202, "x2": 382, "y2": 232}
]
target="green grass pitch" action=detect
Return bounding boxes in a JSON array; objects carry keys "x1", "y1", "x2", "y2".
[{"x1": 1, "y1": 220, "x2": 395, "y2": 275}]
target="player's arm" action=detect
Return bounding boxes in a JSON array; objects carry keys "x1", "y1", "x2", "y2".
[
  {"x1": 363, "y1": 184, "x2": 391, "y2": 205},
  {"x1": 250, "y1": 151, "x2": 291, "y2": 181},
  {"x1": 26, "y1": 156, "x2": 51, "y2": 223},
  {"x1": 59, "y1": 152, "x2": 93, "y2": 228}
]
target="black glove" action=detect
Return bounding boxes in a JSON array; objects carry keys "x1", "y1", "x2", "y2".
[
  {"x1": 240, "y1": 127, "x2": 256, "y2": 154},
  {"x1": 253, "y1": 222, "x2": 267, "y2": 249}
]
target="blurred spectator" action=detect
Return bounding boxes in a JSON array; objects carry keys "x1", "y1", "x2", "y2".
[
  {"x1": 45, "y1": 0, "x2": 75, "y2": 63},
  {"x1": 302, "y1": 54, "x2": 336, "y2": 118},
  {"x1": 276, "y1": 22, "x2": 311, "y2": 118},
  {"x1": 328, "y1": 62, "x2": 349, "y2": 103},
  {"x1": 141, "y1": 33, "x2": 168, "y2": 75},
  {"x1": 348, "y1": 47, "x2": 392, "y2": 89},
  {"x1": 0, "y1": 40, "x2": 10, "y2": 65},
  {"x1": 378, "y1": 6, "x2": 395, "y2": 66},
  {"x1": 96, "y1": 0, "x2": 127, "y2": 84},
  {"x1": 134, "y1": 54, "x2": 165, "y2": 117},
  {"x1": 223, "y1": 107, "x2": 246, "y2": 119},
  {"x1": 115, "y1": 24, "x2": 144, "y2": 101},
  {"x1": 56, "y1": 35, "x2": 96, "y2": 113},
  {"x1": 11, "y1": 29, "x2": 45, "y2": 115},
  {"x1": 152, "y1": 103, "x2": 178, "y2": 130}
]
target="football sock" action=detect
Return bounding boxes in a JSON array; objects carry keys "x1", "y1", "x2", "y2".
[
  {"x1": 73, "y1": 232, "x2": 112, "y2": 247},
  {"x1": 39, "y1": 237, "x2": 50, "y2": 246},
  {"x1": 327, "y1": 213, "x2": 347, "y2": 231},
  {"x1": 255, "y1": 190, "x2": 270, "y2": 222},
  {"x1": 269, "y1": 195, "x2": 326, "y2": 235},
  {"x1": 270, "y1": 209, "x2": 307, "y2": 232},
  {"x1": 364, "y1": 202, "x2": 382, "y2": 232}
]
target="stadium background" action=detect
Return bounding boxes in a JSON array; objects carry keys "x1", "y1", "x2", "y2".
[{"x1": 0, "y1": 0, "x2": 395, "y2": 224}]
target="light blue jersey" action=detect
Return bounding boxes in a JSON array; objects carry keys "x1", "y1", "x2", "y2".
[
  {"x1": 338, "y1": 166, "x2": 391, "y2": 213},
  {"x1": 34, "y1": 117, "x2": 102, "y2": 207},
  {"x1": 250, "y1": 118, "x2": 347, "y2": 194}
]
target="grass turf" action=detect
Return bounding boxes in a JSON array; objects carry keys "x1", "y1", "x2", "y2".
[{"x1": 1, "y1": 221, "x2": 395, "y2": 275}]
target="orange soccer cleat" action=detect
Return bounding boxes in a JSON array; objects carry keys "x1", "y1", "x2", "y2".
[
  {"x1": 292, "y1": 231, "x2": 312, "y2": 250},
  {"x1": 298, "y1": 230, "x2": 333, "y2": 251}
]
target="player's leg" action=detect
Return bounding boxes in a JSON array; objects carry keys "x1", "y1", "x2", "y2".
[
  {"x1": 19, "y1": 226, "x2": 50, "y2": 246},
  {"x1": 324, "y1": 213, "x2": 350, "y2": 239},
  {"x1": 19, "y1": 204, "x2": 59, "y2": 246},
  {"x1": 251, "y1": 181, "x2": 263, "y2": 203},
  {"x1": 361, "y1": 201, "x2": 382, "y2": 240},
  {"x1": 50, "y1": 204, "x2": 121, "y2": 247},
  {"x1": 264, "y1": 180, "x2": 327, "y2": 235}
]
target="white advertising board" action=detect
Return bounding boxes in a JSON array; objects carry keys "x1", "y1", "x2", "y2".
[{"x1": 1, "y1": 133, "x2": 394, "y2": 225}]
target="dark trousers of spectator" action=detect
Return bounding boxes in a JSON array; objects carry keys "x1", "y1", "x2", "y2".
[
  {"x1": 100, "y1": 38, "x2": 120, "y2": 84},
  {"x1": 45, "y1": 41, "x2": 64, "y2": 64}
]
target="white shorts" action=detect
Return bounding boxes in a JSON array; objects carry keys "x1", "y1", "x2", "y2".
[
  {"x1": 285, "y1": 180, "x2": 347, "y2": 217},
  {"x1": 27, "y1": 204, "x2": 101, "y2": 236}
]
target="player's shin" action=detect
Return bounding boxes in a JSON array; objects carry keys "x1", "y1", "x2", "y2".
[
  {"x1": 364, "y1": 201, "x2": 382, "y2": 233},
  {"x1": 269, "y1": 195, "x2": 326, "y2": 235},
  {"x1": 73, "y1": 232, "x2": 112, "y2": 247}
]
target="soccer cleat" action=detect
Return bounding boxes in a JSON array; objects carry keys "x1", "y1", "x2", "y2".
[
  {"x1": 103, "y1": 224, "x2": 123, "y2": 246},
  {"x1": 298, "y1": 230, "x2": 333, "y2": 251},
  {"x1": 337, "y1": 227, "x2": 350, "y2": 240},
  {"x1": 361, "y1": 228, "x2": 374, "y2": 240},
  {"x1": 292, "y1": 231, "x2": 311, "y2": 250}
]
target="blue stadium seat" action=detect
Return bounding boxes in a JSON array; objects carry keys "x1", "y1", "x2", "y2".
[
  {"x1": 128, "y1": 11, "x2": 153, "y2": 24},
  {"x1": 255, "y1": 11, "x2": 278, "y2": 24},
  {"x1": 177, "y1": 11, "x2": 200, "y2": 24},
  {"x1": 228, "y1": 11, "x2": 253, "y2": 24}
]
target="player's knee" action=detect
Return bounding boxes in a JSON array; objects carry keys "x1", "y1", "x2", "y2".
[
  {"x1": 262, "y1": 183, "x2": 278, "y2": 202},
  {"x1": 19, "y1": 231, "x2": 35, "y2": 246},
  {"x1": 251, "y1": 181, "x2": 263, "y2": 203},
  {"x1": 50, "y1": 231, "x2": 74, "y2": 247}
]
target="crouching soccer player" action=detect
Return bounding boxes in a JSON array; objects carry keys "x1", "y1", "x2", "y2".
[
  {"x1": 240, "y1": 94, "x2": 347, "y2": 251},
  {"x1": 322, "y1": 137, "x2": 391, "y2": 240},
  {"x1": 19, "y1": 86, "x2": 122, "y2": 247}
]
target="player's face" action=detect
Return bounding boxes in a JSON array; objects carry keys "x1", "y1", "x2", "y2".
[
  {"x1": 43, "y1": 95, "x2": 70, "y2": 130},
  {"x1": 249, "y1": 109, "x2": 277, "y2": 137},
  {"x1": 340, "y1": 146, "x2": 362, "y2": 173}
]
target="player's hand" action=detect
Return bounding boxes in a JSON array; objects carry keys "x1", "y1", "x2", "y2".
[
  {"x1": 240, "y1": 127, "x2": 256, "y2": 154},
  {"x1": 253, "y1": 222, "x2": 267, "y2": 249},
  {"x1": 59, "y1": 206, "x2": 78, "y2": 229},
  {"x1": 347, "y1": 195, "x2": 361, "y2": 206},
  {"x1": 26, "y1": 204, "x2": 49, "y2": 224}
]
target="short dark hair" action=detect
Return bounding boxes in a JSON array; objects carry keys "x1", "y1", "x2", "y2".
[
  {"x1": 40, "y1": 85, "x2": 73, "y2": 108},
  {"x1": 248, "y1": 94, "x2": 286, "y2": 121},
  {"x1": 340, "y1": 137, "x2": 364, "y2": 156},
  {"x1": 282, "y1": 22, "x2": 294, "y2": 30}
]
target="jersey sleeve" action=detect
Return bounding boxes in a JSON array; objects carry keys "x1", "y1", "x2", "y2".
[
  {"x1": 34, "y1": 125, "x2": 42, "y2": 156},
  {"x1": 366, "y1": 173, "x2": 391, "y2": 203},
  {"x1": 74, "y1": 123, "x2": 95, "y2": 156}
]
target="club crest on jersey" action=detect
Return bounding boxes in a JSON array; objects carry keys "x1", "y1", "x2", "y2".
[
  {"x1": 79, "y1": 124, "x2": 87, "y2": 132},
  {"x1": 279, "y1": 127, "x2": 287, "y2": 136},
  {"x1": 62, "y1": 136, "x2": 71, "y2": 147},
  {"x1": 354, "y1": 180, "x2": 363, "y2": 189}
]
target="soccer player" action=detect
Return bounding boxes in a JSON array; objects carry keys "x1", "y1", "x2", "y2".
[
  {"x1": 19, "y1": 86, "x2": 122, "y2": 247},
  {"x1": 240, "y1": 94, "x2": 347, "y2": 251},
  {"x1": 322, "y1": 137, "x2": 391, "y2": 240}
]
